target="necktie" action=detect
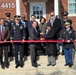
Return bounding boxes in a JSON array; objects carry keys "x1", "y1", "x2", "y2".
[{"x1": 2, "y1": 26, "x2": 4, "y2": 40}]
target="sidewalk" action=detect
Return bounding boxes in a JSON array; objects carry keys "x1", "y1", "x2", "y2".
[{"x1": 0, "y1": 50, "x2": 76, "y2": 75}]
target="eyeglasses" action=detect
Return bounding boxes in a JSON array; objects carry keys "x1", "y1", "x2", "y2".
[{"x1": 50, "y1": 15, "x2": 54, "y2": 16}]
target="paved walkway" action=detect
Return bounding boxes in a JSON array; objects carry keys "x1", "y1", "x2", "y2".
[{"x1": 0, "y1": 49, "x2": 76, "y2": 75}]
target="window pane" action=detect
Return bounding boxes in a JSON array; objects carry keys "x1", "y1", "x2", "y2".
[
  {"x1": 69, "y1": 2, "x2": 76, "y2": 14},
  {"x1": 69, "y1": 10, "x2": 76, "y2": 14},
  {"x1": 69, "y1": 3, "x2": 75, "y2": 9},
  {"x1": 69, "y1": 0, "x2": 76, "y2": 2}
]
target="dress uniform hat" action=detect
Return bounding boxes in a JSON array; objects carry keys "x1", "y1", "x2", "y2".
[
  {"x1": 5, "y1": 13, "x2": 11, "y2": 17},
  {"x1": 62, "y1": 11, "x2": 68, "y2": 16},
  {"x1": 14, "y1": 15, "x2": 21, "y2": 20},
  {"x1": 64, "y1": 21, "x2": 70, "y2": 26}
]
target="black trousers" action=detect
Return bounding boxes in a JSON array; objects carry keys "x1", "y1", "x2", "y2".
[
  {"x1": 23, "y1": 43, "x2": 28, "y2": 56},
  {"x1": 14, "y1": 43, "x2": 24, "y2": 65},
  {"x1": 29, "y1": 44, "x2": 37, "y2": 65},
  {"x1": 8, "y1": 43, "x2": 13, "y2": 57},
  {"x1": 0, "y1": 43, "x2": 8, "y2": 65}
]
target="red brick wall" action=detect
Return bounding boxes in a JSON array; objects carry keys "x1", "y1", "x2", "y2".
[
  {"x1": 0, "y1": 0, "x2": 16, "y2": 19},
  {"x1": 0, "y1": 0, "x2": 76, "y2": 29},
  {"x1": 20, "y1": 0, "x2": 29, "y2": 20},
  {"x1": 0, "y1": 0, "x2": 29, "y2": 20},
  {"x1": 46, "y1": 0, "x2": 54, "y2": 22},
  {"x1": 60, "y1": 0, "x2": 76, "y2": 29}
]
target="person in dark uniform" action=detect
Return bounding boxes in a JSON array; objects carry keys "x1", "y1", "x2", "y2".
[
  {"x1": 5, "y1": 13, "x2": 14, "y2": 61},
  {"x1": 0, "y1": 18, "x2": 10, "y2": 69},
  {"x1": 10, "y1": 15, "x2": 26, "y2": 68},
  {"x1": 61, "y1": 11, "x2": 73, "y2": 55},
  {"x1": 62, "y1": 11, "x2": 72, "y2": 26},
  {"x1": 61, "y1": 21, "x2": 75, "y2": 67},
  {"x1": 29, "y1": 21, "x2": 40, "y2": 67}
]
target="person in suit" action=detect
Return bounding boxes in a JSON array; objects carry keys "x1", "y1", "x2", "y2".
[
  {"x1": 10, "y1": 15, "x2": 26, "y2": 68},
  {"x1": 28, "y1": 15, "x2": 39, "y2": 31},
  {"x1": 48, "y1": 11, "x2": 61, "y2": 57},
  {"x1": 0, "y1": 18, "x2": 10, "y2": 69},
  {"x1": 21, "y1": 14, "x2": 29, "y2": 57},
  {"x1": 29, "y1": 21, "x2": 40, "y2": 67},
  {"x1": 5, "y1": 13, "x2": 14, "y2": 61}
]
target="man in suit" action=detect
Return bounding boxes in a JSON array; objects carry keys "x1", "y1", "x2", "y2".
[
  {"x1": 29, "y1": 21, "x2": 40, "y2": 67},
  {"x1": 10, "y1": 15, "x2": 26, "y2": 68},
  {"x1": 28, "y1": 15, "x2": 39, "y2": 30},
  {"x1": 0, "y1": 18, "x2": 10, "y2": 69},
  {"x1": 48, "y1": 11, "x2": 61, "y2": 57},
  {"x1": 21, "y1": 14, "x2": 29, "y2": 57}
]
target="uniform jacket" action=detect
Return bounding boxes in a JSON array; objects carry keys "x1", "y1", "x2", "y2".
[
  {"x1": 60, "y1": 19, "x2": 73, "y2": 36},
  {"x1": 0, "y1": 25, "x2": 10, "y2": 41},
  {"x1": 5, "y1": 20, "x2": 13, "y2": 28},
  {"x1": 61, "y1": 28, "x2": 75, "y2": 48},
  {"x1": 11, "y1": 23, "x2": 25, "y2": 40}
]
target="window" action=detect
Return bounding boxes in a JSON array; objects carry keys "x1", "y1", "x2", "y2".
[
  {"x1": 32, "y1": 6, "x2": 43, "y2": 19},
  {"x1": 68, "y1": 0, "x2": 76, "y2": 14}
]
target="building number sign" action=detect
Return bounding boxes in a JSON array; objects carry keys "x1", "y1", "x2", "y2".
[{"x1": 1, "y1": 3, "x2": 15, "y2": 8}]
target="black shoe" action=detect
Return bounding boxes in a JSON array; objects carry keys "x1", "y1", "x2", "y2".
[
  {"x1": 36, "y1": 63, "x2": 41, "y2": 66},
  {"x1": 5, "y1": 65, "x2": 9, "y2": 68},
  {"x1": 51, "y1": 63, "x2": 56, "y2": 66},
  {"x1": 19, "y1": 64, "x2": 24, "y2": 68},
  {"x1": 5, "y1": 62, "x2": 9, "y2": 68},
  {"x1": 64, "y1": 63, "x2": 69, "y2": 66},
  {"x1": 52, "y1": 63, "x2": 56, "y2": 66},
  {"x1": 32, "y1": 64, "x2": 38, "y2": 68},
  {"x1": 69, "y1": 64, "x2": 73, "y2": 67},
  {"x1": 1, "y1": 63, "x2": 5, "y2": 69},
  {"x1": 47, "y1": 63, "x2": 51, "y2": 66},
  {"x1": 15, "y1": 64, "x2": 19, "y2": 68}
]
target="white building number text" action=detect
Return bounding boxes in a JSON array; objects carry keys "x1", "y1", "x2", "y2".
[{"x1": 1, "y1": 3, "x2": 15, "y2": 8}]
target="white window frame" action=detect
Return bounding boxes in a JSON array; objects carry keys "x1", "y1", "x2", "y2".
[
  {"x1": 68, "y1": 0, "x2": 76, "y2": 17},
  {"x1": 30, "y1": 2, "x2": 46, "y2": 23}
]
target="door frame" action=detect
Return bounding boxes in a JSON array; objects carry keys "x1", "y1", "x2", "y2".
[{"x1": 29, "y1": 2, "x2": 46, "y2": 22}]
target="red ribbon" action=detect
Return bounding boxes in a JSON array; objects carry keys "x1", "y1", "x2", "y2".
[{"x1": 0, "y1": 40, "x2": 76, "y2": 43}]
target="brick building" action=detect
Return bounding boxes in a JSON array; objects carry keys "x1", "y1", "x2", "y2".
[{"x1": 0, "y1": 0, "x2": 76, "y2": 29}]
